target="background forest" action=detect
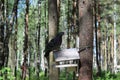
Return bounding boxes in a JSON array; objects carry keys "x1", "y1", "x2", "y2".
[{"x1": 0, "y1": 0, "x2": 120, "y2": 80}]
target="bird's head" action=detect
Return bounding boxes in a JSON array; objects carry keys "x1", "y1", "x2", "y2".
[{"x1": 57, "y1": 32, "x2": 64, "y2": 36}]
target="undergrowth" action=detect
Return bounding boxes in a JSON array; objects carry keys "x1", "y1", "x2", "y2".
[{"x1": 1, "y1": 67, "x2": 120, "y2": 80}]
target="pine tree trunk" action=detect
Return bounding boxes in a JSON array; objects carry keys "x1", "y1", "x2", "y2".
[
  {"x1": 105, "y1": 20, "x2": 109, "y2": 70},
  {"x1": 94, "y1": 0, "x2": 101, "y2": 75},
  {"x1": 72, "y1": 0, "x2": 77, "y2": 48},
  {"x1": 48, "y1": 0, "x2": 58, "y2": 80},
  {"x1": 4, "y1": 0, "x2": 19, "y2": 67},
  {"x1": 67, "y1": 0, "x2": 71, "y2": 48},
  {"x1": 0, "y1": 0, "x2": 5, "y2": 69},
  {"x1": 111, "y1": 34, "x2": 114, "y2": 72},
  {"x1": 78, "y1": 0, "x2": 93, "y2": 80},
  {"x1": 36, "y1": 1, "x2": 41, "y2": 79},
  {"x1": 21, "y1": 0, "x2": 29, "y2": 79},
  {"x1": 57, "y1": 0, "x2": 60, "y2": 30},
  {"x1": 8, "y1": 0, "x2": 18, "y2": 79},
  {"x1": 44, "y1": 0, "x2": 49, "y2": 76},
  {"x1": 113, "y1": 0, "x2": 117, "y2": 73},
  {"x1": 97, "y1": 2, "x2": 101, "y2": 75},
  {"x1": 14, "y1": 1, "x2": 18, "y2": 78}
]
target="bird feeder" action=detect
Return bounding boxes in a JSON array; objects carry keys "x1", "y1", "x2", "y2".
[{"x1": 53, "y1": 48, "x2": 80, "y2": 76}]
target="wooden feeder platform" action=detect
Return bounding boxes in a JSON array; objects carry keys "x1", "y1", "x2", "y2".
[{"x1": 53, "y1": 48, "x2": 80, "y2": 69}]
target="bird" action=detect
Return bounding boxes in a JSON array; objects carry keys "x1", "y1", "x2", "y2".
[{"x1": 44, "y1": 32, "x2": 64, "y2": 59}]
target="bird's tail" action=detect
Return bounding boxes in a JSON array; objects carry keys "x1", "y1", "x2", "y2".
[
  {"x1": 44, "y1": 51, "x2": 49, "y2": 77},
  {"x1": 44, "y1": 51, "x2": 50, "y2": 64}
]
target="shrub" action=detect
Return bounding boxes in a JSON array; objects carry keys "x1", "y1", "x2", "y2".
[{"x1": 0, "y1": 67, "x2": 15, "y2": 80}]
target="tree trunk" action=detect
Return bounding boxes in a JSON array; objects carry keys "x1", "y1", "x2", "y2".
[
  {"x1": 21, "y1": 0, "x2": 29, "y2": 79},
  {"x1": 0, "y1": 0, "x2": 5, "y2": 69},
  {"x1": 94, "y1": 0, "x2": 101, "y2": 75},
  {"x1": 4, "y1": 0, "x2": 19, "y2": 67},
  {"x1": 72, "y1": 0, "x2": 77, "y2": 48},
  {"x1": 113, "y1": 0, "x2": 117, "y2": 73},
  {"x1": 8, "y1": 0, "x2": 18, "y2": 79},
  {"x1": 105, "y1": 20, "x2": 109, "y2": 70},
  {"x1": 78, "y1": 0, "x2": 93, "y2": 80},
  {"x1": 36, "y1": 1, "x2": 41, "y2": 79},
  {"x1": 67, "y1": 0, "x2": 71, "y2": 48},
  {"x1": 111, "y1": 33, "x2": 114, "y2": 72},
  {"x1": 44, "y1": 0, "x2": 49, "y2": 77},
  {"x1": 48, "y1": 0, "x2": 58, "y2": 80},
  {"x1": 97, "y1": 2, "x2": 101, "y2": 74},
  {"x1": 57, "y1": 0, "x2": 60, "y2": 30},
  {"x1": 8, "y1": 35, "x2": 16, "y2": 75},
  {"x1": 14, "y1": 0, "x2": 18, "y2": 78}
]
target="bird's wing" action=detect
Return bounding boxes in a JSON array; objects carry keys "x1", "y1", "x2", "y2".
[
  {"x1": 44, "y1": 38, "x2": 56, "y2": 52},
  {"x1": 44, "y1": 32, "x2": 64, "y2": 52}
]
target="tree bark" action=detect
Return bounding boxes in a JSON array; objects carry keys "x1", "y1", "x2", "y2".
[
  {"x1": 72, "y1": 0, "x2": 77, "y2": 48},
  {"x1": 0, "y1": 0, "x2": 5, "y2": 69},
  {"x1": 14, "y1": 0, "x2": 18, "y2": 78},
  {"x1": 94, "y1": 0, "x2": 101, "y2": 75},
  {"x1": 48, "y1": 0, "x2": 58, "y2": 80},
  {"x1": 21, "y1": 0, "x2": 29, "y2": 80},
  {"x1": 4, "y1": 0, "x2": 19, "y2": 67},
  {"x1": 113, "y1": 0, "x2": 117, "y2": 73},
  {"x1": 44, "y1": 0, "x2": 49, "y2": 77},
  {"x1": 36, "y1": 1, "x2": 41, "y2": 79},
  {"x1": 8, "y1": 0, "x2": 18, "y2": 79},
  {"x1": 67, "y1": 0, "x2": 71, "y2": 48},
  {"x1": 78, "y1": 0, "x2": 93, "y2": 80}
]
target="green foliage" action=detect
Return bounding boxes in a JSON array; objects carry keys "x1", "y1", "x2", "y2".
[
  {"x1": 94, "y1": 71, "x2": 113, "y2": 80},
  {"x1": 1, "y1": 67, "x2": 120, "y2": 80},
  {"x1": 39, "y1": 71, "x2": 48, "y2": 80},
  {"x1": 59, "y1": 71, "x2": 74, "y2": 80},
  {"x1": 39, "y1": 70, "x2": 74, "y2": 80},
  {"x1": 115, "y1": 72, "x2": 120, "y2": 80},
  {"x1": 93, "y1": 71, "x2": 120, "y2": 80},
  {"x1": 0, "y1": 67, "x2": 15, "y2": 80}
]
